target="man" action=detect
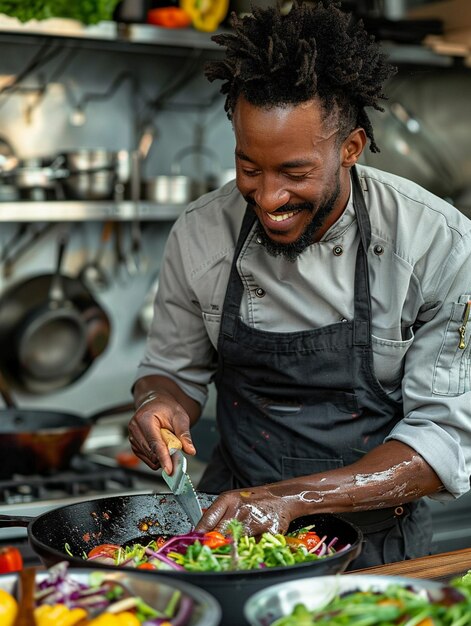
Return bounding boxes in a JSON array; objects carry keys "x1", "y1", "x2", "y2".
[{"x1": 128, "y1": 0, "x2": 471, "y2": 568}]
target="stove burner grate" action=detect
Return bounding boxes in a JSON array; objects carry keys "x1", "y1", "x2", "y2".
[{"x1": 0, "y1": 456, "x2": 135, "y2": 505}]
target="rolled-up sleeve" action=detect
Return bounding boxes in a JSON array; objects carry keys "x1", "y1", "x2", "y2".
[
  {"x1": 136, "y1": 216, "x2": 218, "y2": 409},
  {"x1": 386, "y1": 230, "x2": 471, "y2": 500}
]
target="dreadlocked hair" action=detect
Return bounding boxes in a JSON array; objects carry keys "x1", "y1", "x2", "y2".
[{"x1": 205, "y1": 0, "x2": 396, "y2": 152}]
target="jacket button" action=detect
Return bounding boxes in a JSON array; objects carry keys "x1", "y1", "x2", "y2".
[
  {"x1": 255, "y1": 287, "x2": 266, "y2": 298},
  {"x1": 374, "y1": 244, "x2": 384, "y2": 255},
  {"x1": 333, "y1": 245, "x2": 343, "y2": 256}
]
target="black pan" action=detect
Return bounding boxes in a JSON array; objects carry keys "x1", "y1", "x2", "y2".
[
  {"x1": 0, "y1": 270, "x2": 110, "y2": 395},
  {"x1": 0, "y1": 493, "x2": 363, "y2": 626},
  {"x1": 16, "y1": 232, "x2": 87, "y2": 383},
  {"x1": 0, "y1": 401, "x2": 134, "y2": 478}
]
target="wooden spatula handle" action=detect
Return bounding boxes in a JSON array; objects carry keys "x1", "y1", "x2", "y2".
[
  {"x1": 161, "y1": 428, "x2": 183, "y2": 451},
  {"x1": 14, "y1": 566, "x2": 37, "y2": 626}
]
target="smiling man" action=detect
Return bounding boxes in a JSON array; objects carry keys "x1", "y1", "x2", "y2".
[
  {"x1": 129, "y1": 0, "x2": 471, "y2": 568},
  {"x1": 234, "y1": 97, "x2": 347, "y2": 260}
]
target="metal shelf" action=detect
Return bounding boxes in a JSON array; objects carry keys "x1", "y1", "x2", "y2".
[
  {"x1": 0, "y1": 200, "x2": 185, "y2": 222},
  {"x1": 382, "y1": 42, "x2": 456, "y2": 67},
  {"x1": 0, "y1": 18, "x2": 456, "y2": 64},
  {"x1": 0, "y1": 18, "x2": 226, "y2": 55}
]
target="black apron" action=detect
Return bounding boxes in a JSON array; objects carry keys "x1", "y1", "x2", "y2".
[{"x1": 198, "y1": 167, "x2": 432, "y2": 569}]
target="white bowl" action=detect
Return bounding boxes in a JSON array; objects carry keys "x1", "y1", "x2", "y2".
[{"x1": 244, "y1": 574, "x2": 447, "y2": 626}]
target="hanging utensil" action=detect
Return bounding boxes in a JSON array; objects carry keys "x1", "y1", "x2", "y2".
[
  {"x1": 113, "y1": 222, "x2": 130, "y2": 285},
  {"x1": 78, "y1": 220, "x2": 113, "y2": 292},
  {"x1": 138, "y1": 271, "x2": 159, "y2": 334},
  {"x1": 126, "y1": 126, "x2": 154, "y2": 274},
  {"x1": 160, "y1": 428, "x2": 203, "y2": 527},
  {"x1": 2, "y1": 223, "x2": 56, "y2": 279}
]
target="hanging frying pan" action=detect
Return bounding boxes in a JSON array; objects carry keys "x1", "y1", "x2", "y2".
[
  {"x1": 14, "y1": 230, "x2": 87, "y2": 383},
  {"x1": 0, "y1": 268, "x2": 111, "y2": 395}
]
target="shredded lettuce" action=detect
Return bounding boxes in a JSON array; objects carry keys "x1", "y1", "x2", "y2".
[{"x1": 81, "y1": 523, "x2": 345, "y2": 573}]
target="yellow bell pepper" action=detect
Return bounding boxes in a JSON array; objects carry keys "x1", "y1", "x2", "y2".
[
  {"x1": 87, "y1": 612, "x2": 141, "y2": 626},
  {"x1": 34, "y1": 603, "x2": 87, "y2": 626},
  {"x1": 0, "y1": 589, "x2": 18, "y2": 626},
  {"x1": 180, "y1": 0, "x2": 229, "y2": 32}
]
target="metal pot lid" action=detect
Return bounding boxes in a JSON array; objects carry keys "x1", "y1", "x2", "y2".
[{"x1": 0, "y1": 274, "x2": 110, "y2": 394}]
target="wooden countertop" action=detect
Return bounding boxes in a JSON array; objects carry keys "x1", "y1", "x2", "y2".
[{"x1": 347, "y1": 547, "x2": 471, "y2": 584}]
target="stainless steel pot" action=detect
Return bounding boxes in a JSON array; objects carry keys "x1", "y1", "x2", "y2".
[
  {"x1": 2, "y1": 155, "x2": 68, "y2": 200},
  {"x1": 144, "y1": 174, "x2": 194, "y2": 204},
  {"x1": 61, "y1": 149, "x2": 118, "y2": 200},
  {"x1": 144, "y1": 145, "x2": 221, "y2": 204}
]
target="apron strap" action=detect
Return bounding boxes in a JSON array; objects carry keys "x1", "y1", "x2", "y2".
[
  {"x1": 351, "y1": 166, "x2": 373, "y2": 347},
  {"x1": 220, "y1": 206, "x2": 256, "y2": 338}
]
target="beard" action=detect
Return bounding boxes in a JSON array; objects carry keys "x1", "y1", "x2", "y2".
[{"x1": 247, "y1": 175, "x2": 341, "y2": 262}]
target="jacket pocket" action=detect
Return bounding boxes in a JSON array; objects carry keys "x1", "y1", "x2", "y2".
[
  {"x1": 371, "y1": 330, "x2": 414, "y2": 393},
  {"x1": 201, "y1": 311, "x2": 222, "y2": 348},
  {"x1": 433, "y1": 294, "x2": 471, "y2": 396}
]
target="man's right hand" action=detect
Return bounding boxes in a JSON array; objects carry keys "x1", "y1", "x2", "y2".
[{"x1": 128, "y1": 391, "x2": 196, "y2": 474}]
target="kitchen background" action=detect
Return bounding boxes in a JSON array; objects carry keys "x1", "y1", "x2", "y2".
[{"x1": 0, "y1": 0, "x2": 470, "y2": 559}]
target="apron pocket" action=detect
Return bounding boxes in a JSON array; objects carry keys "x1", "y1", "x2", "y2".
[{"x1": 282, "y1": 456, "x2": 343, "y2": 480}]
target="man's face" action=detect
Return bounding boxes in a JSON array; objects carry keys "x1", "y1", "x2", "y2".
[{"x1": 233, "y1": 97, "x2": 353, "y2": 260}]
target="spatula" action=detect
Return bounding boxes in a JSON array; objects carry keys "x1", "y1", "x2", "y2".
[{"x1": 160, "y1": 428, "x2": 203, "y2": 527}]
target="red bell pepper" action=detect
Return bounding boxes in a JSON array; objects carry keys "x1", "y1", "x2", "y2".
[{"x1": 0, "y1": 546, "x2": 23, "y2": 573}]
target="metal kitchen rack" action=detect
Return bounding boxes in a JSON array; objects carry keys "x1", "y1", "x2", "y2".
[
  {"x1": 0, "y1": 200, "x2": 184, "y2": 222},
  {"x1": 0, "y1": 18, "x2": 457, "y2": 65},
  {"x1": 0, "y1": 19, "x2": 226, "y2": 57}
]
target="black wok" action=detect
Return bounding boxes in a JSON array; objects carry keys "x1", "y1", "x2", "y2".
[{"x1": 0, "y1": 493, "x2": 363, "y2": 626}]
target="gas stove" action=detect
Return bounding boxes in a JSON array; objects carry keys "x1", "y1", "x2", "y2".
[{"x1": 0, "y1": 458, "x2": 149, "y2": 563}]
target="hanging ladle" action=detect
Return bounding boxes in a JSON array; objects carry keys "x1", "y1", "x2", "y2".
[{"x1": 78, "y1": 220, "x2": 113, "y2": 291}]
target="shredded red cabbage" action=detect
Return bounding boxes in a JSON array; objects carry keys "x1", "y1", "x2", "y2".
[{"x1": 155, "y1": 531, "x2": 207, "y2": 557}]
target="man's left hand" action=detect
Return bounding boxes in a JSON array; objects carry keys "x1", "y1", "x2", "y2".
[{"x1": 195, "y1": 485, "x2": 293, "y2": 536}]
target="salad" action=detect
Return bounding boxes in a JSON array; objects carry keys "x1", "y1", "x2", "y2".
[
  {"x1": 271, "y1": 576, "x2": 471, "y2": 626},
  {"x1": 79, "y1": 520, "x2": 352, "y2": 572},
  {"x1": 0, "y1": 561, "x2": 194, "y2": 626}
]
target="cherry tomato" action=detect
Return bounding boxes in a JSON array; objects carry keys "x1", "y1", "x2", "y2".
[
  {"x1": 286, "y1": 531, "x2": 322, "y2": 552},
  {"x1": 296, "y1": 531, "x2": 321, "y2": 550},
  {"x1": 203, "y1": 531, "x2": 230, "y2": 549},
  {"x1": 87, "y1": 543, "x2": 120, "y2": 559},
  {"x1": 0, "y1": 547, "x2": 23, "y2": 573},
  {"x1": 137, "y1": 562, "x2": 156, "y2": 570}
]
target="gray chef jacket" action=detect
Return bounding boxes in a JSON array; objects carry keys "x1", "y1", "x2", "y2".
[{"x1": 136, "y1": 163, "x2": 471, "y2": 502}]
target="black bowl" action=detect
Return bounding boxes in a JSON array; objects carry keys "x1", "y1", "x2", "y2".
[{"x1": 12, "y1": 493, "x2": 363, "y2": 626}]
